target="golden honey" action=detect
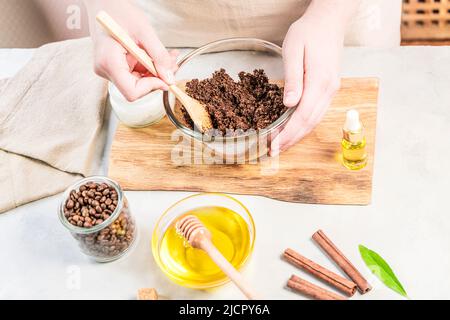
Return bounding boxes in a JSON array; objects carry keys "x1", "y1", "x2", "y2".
[{"x1": 157, "y1": 206, "x2": 252, "y2": 288}]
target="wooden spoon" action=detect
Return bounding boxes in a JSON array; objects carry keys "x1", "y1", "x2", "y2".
[
  {"x1": 96, "y1": 11, "x2": 213, "y2": 132},
  {"x1": 176, "y1": 215, "x2": 261, "y2": 300}
]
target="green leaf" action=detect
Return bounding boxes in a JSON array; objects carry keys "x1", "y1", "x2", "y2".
[{"x1": 359, "y1": 244, "x2": 408, "y2": 297}]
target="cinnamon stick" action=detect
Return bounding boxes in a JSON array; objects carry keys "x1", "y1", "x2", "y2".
[
  {"x1": 312, "y1": 230, "x2": 372, "y2": 294},
  {"x1": 284, "y1": 248, "x2": 357, "y2": 296},
  {"x1": 287, "y1": 275, "x2": 347, "y2": 300}
]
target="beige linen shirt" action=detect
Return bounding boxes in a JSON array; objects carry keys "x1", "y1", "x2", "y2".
[{"x1": 136, "y1": 0, "x2": 402, "y2": 47}]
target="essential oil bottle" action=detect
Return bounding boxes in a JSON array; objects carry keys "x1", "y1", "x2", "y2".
[{"x1": 341, "y1": 109, "x2": 367, "y2": 170}]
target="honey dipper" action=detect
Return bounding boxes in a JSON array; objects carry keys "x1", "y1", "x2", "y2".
[
  {"x1": 176, "y1": 215, "x2": 261, "y2": 300},
  {"x1": 96, "y1": 11, "x2": 213, "y2": 133}
]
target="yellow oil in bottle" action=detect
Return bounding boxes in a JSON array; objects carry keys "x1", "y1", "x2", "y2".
[
  {"x1": 341, "y1": 109, "x2": 367, "y2": 170},
  {"x1": 158, "y1": 206, "x2": 252, "y2": 288},
  {"x1": 341, "y1": 138, "x2": 367, "y2": 170}
]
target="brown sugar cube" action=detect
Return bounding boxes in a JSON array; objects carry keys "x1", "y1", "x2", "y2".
[{"x1": 137, "y1": 288, "x2": 158, "y2": 300}]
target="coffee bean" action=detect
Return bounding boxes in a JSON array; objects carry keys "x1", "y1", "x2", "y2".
[
  {"x1": 80, "y1": 185, "x2": 86, "y2": 192},
  {"x1": 95, "y1": 206, "x2": 102, "y2": 213},
  {"x1": 102, "y1": 189, "x2": 110, "y2": 196},
  {"x1": 66, "y1": 200, "x2": 75, "y2": 209},
  {"x1": 100, "y1": 196, "x2": 106, "y2": 203}
]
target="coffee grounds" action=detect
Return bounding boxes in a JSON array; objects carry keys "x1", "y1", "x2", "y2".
[{"x1": 183, "y1": 69, "x2": 286, "y2": 133}]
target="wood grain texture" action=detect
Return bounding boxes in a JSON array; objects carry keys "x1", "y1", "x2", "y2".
[{"x1": 108, "y1": 78, "x2": 379, "y2": 205}]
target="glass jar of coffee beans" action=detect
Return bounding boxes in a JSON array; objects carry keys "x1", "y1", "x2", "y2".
[{"x1": 58, "y1": 176, "x2": 137, "y2": 262}]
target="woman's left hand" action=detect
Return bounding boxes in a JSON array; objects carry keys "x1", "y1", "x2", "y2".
[{"x1": 270, "y1": 10, "x2": 346, "y2": 156}]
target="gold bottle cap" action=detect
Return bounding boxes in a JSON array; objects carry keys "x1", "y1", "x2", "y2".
[{"x1": 343, "y1": 128, "x2": 364, "y2": 144}]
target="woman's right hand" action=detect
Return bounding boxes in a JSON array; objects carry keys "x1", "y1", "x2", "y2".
[{"x1": 85, "y1": 0, "x2": 178, "y2": 102}]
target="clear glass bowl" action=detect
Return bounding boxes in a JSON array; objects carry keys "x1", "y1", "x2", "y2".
[
  {"x1": 163, "y1": 38, "x2": 295, "y2": 161},
  {"x1": 152, "y1": 193, "x2": 256, "y2": 289}
]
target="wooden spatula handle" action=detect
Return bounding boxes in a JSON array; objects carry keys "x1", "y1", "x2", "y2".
[
  {"x1": 200, "y1": 238, "x2": 261, "y2": 300},
  {"x1": 95, "y1": 11, "x2": 158, "y2": 76},
  {"x1": 96, "y1": 11, "x2": 213, "y2": 133}
]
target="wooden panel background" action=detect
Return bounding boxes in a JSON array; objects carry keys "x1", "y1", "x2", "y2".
[{"x1": 402, "y1": 0, "x2": 450, "y2": 40}]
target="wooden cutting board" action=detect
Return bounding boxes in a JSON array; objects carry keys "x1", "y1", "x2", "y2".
[{"x1": 108, "y1": 78, "x2": 378, "y2": 205}]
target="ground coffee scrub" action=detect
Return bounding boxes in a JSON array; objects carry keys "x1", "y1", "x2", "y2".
[
  {"x1": 59, "y1": 177, "x2": 137, "y2": 262},
  {"x1": 182, "y1": 69, "x2": 286, "y2": 134}
]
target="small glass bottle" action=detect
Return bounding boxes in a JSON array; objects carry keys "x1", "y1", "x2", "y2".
[{"x1": 341, "y1": 109, "x2": 367, "y2": 170}]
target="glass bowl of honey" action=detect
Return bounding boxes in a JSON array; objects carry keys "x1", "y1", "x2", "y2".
[{"x1": 152, "y1": 193, "x2": 256, "y2": 289}]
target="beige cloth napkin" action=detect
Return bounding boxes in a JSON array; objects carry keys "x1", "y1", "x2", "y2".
[{"x1": 0, "y1": 38, "x2": 108, "y2": 213}]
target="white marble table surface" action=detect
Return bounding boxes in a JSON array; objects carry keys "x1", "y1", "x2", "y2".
[{"x1": 0, "y1": 46, "x2": 449, "y2": 300}]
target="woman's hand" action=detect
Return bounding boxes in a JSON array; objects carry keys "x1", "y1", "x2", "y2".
[
  {"x1": 271, "y1": 1, "x2": 358, "y2": 156},
  {"x1": 85, "y1": 0, "x2": 177, "y2": 102}
]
